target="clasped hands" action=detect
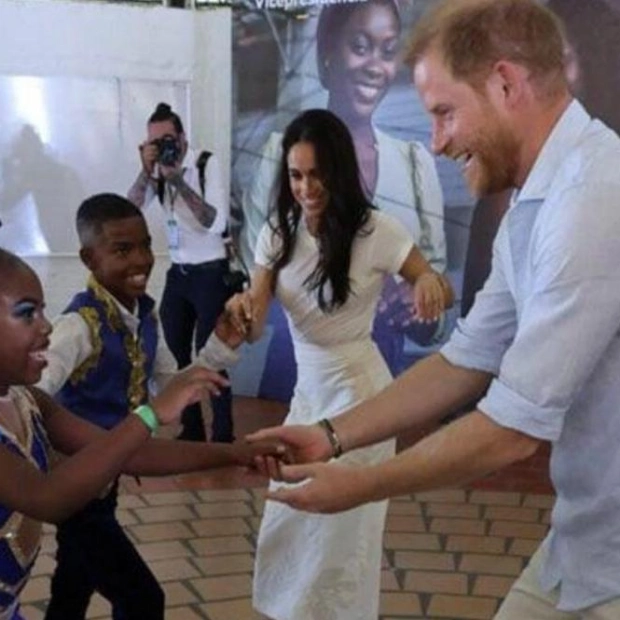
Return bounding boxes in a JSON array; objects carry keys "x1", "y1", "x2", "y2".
[
  {"x1": 155, "y1": 342, "x2": 371, "y2": 500},
  {"x1": 243, "y1": 423, "x2": 382, "y2": 514},
  {"x1": 223, "y1": 291, "x2": 256, "y2": 340},
  {"x1": 209, "y1": 295, "x2": 380, "y2": 512}
]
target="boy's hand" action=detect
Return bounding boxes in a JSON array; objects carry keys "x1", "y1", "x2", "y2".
[
  {"x1": 214, "y1": 311, "x2": 246, "y2": 349},
  {"x1": 151, "y1": 366, "x2": 229, "y2": 425}
]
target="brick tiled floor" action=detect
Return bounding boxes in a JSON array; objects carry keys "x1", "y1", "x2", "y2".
[{"x1": 20, "y1": 398, "x2": 555, "y2": 620}]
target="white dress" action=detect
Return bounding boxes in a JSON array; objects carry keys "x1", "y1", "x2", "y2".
[{"x1": 253, "y1": 211, "x2": 414, "y2": 620}]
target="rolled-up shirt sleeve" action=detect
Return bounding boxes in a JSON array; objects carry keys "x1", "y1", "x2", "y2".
[
  {"x1": 476, "y1": 185, "x2": 620, "y2": 442},
  {"x1": 442, "y1": 222, "x2": 517, "y2": 375},
  {"x1": 481, "y1": 274, "x2": 620, "y2": 442}
]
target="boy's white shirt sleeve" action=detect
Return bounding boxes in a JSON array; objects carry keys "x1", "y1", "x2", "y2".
[
  {"x1": 39, "y1": 309, "x2": 240, "y2": 395},
  {"x1": 194, "y1": 334, "x2": 240, "y2": 371},
  {"x1": 37, "y1": 313, "x2": 94, "y2": 395},
  {"x1": 152, "y1": 330, "x2": 180, "y2": 391},
  {"x1": 153, "y1": 331, "x2": 240, "y2": 393}
]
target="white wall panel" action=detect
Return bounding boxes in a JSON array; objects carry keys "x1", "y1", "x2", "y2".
[
  {"x1": 0, "y1": 0, "x2": 231, "y2": 255},
  {"x1": 0, "y1": 0, "x2": 194, "y2": 81}
]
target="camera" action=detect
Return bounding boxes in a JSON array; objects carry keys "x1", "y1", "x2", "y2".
[
  {"x1": 152, "y1": 135, "x2": 181, "y2": 167},
  {"x1": 223, "y1": 269, "x2": 249, "y2": 295}
]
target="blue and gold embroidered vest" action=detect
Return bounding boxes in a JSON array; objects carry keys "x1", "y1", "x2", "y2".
[
  {"x1": 56, "y1": 280, "x2": 158, "y2": 430},
  {"x1": 0, "y1": 387, "x2": 51, "y2": 618}
]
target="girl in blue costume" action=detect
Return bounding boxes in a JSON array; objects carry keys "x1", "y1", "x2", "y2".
[{"x1": 0, "y1": 248, "x2": 270, "y2": 620}]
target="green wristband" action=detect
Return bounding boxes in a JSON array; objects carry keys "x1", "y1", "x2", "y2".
[{"x1": 133, "y1": 404, "x2": 159, "y2": 436}]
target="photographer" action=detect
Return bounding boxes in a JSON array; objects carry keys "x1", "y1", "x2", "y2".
[{"x1": 128, "y1": 102, "x2": 235, "y2": 443}]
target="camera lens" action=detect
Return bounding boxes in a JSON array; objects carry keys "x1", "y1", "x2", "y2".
[{"x1": 155, "y1": 136, "x2": 180, "y2": 166}]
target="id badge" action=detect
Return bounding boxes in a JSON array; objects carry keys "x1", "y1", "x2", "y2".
[{"x1": 166, "y1": 217, "x2": 180, "y2": 250}]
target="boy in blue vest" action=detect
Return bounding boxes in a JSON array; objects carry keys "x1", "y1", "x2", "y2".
[{"x1": 38, "y1": 193, "x2": 262, "y2": 620}]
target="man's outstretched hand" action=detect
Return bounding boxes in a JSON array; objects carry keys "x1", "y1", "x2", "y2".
[{"x1": 266, "y1": 462, "x2": 379, "y2": 514}]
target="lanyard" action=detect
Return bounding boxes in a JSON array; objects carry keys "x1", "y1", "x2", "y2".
[
  {"x1": 166, "y1": 182, "x2": 180, "y2": 214},
  {"x1": 157, "y1": 166, "x2": 186, "y2": 215}
]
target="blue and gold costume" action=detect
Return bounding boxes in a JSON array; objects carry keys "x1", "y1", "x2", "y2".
[
  {"x1": 45, "y1": 277, "x2": 164, "y2": 620},
  {"x1": 0, "y1": 387, "x2": 52, "y2": 620},
  {"x1": 56, "y1": 277, "x2": 158, "y2": 427}
]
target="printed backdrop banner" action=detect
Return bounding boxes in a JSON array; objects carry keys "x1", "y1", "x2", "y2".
[
  {"x1": 229, "y1": 0, "x2": 473, "y2": 400},
  {"x1": 229, "y1": 0, "x2": 620, "y2": 401}
]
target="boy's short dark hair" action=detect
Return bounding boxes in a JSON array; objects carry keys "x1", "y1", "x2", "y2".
[{"x1": 76, "y1": 193, "x2": 144, "y2": 247}]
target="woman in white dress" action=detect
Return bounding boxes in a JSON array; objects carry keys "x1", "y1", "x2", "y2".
[
  {"x1": 241, "y1": 0, "x2": 447, "y2": 391},
  {"x1": 227, "y1": 109, "x2": 453, "y2": 620}
]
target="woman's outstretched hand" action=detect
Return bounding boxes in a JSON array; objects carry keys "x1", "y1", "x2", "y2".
[
  {"x1": 378, "y1": 274, "x2": 449, "y2": 327},
  {"x1": 213, "y1": 310, "x2": 247, "y2": 349},
  {"x1": 412, "y1": 272, "x2": 448, "y2": 322},
  {"x1": 224, "y1": 292, "x2": 255, "y2": 338}
]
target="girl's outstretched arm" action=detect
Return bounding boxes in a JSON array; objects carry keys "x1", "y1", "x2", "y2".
[{"x1": 0, "y1": 366, "x2": 219, "y2": 523}]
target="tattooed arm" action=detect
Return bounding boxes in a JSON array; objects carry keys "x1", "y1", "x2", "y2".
[
  {"x1": 167, "y1": 172, "x2": 216, "y2": 228},
  {"x1": 128, "y1": 141, "x2": 158, "y2": 208},
  {"x1": 128, "y1": 170, "x2": 154, "y2": 209}
]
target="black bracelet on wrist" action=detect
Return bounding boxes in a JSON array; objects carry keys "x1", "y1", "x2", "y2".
[{"x1": 318, "y1": 418, "x2": 343, "y2": 458}]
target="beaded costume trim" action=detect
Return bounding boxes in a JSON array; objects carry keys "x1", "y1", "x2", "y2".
[
  {"x1": 0, "y1": 388, "x2": 52, "y2": 616},
  {"x1": 68, "y1": 277, "x2": 150, "y2": 408}
]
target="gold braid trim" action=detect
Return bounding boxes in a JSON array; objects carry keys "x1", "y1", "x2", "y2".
[
  {"x1": 69, "y1": 307, "x2": 103, "y2": 385},
  {"x1": 88, "y1": 276, "x2": 124, "y2": 332},
  {"x1": 125, "y1": 331, "x2": 148, "y2": 410},
  {"x1": 69, "y1": 277, "x2": 150, "y2": 408}
]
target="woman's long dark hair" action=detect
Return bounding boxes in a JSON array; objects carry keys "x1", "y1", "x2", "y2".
[{"x1": 270, "y1": 109, "x2": 375, "y2": 312}]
